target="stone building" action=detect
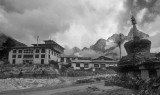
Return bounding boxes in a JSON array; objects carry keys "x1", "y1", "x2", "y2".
[
  {"x1": 71, "y1": 56, "x2": 118, "y2": 70},
  {"x1": 8, "y1": 40, "x2": 64, "y2": 64},
  {"x1": 118, "y1": 16, "x2": 160, "y2": 80}
]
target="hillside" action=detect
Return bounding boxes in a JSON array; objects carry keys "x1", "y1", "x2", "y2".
[
  {"x1": 64, "y1": 29, "x2": 149, "y2": 59},
  {"x1": 0, "y1": 33, "x2": 26, "y2": 47}
]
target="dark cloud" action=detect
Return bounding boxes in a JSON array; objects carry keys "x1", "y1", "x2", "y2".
[
  {"x1": 0, "y1": 0, "x2": 160, "y2": 53},
  {"x1": 0, "y1": 0, "x2": 50, "y2": 13},
  {"x1": 117, "y1": 0, "x2": 160, "y2": 34}
]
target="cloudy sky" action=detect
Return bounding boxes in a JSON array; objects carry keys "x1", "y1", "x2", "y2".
[{"x1": 0, "y1": 0, "x2": 160, "y2": 52}]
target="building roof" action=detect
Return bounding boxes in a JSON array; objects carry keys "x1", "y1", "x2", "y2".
[
  {"x1": 43, "y1": 40, "x2": 64, "y2": 49},
  {"x1": 10, "y1": 46, "x2": 62, "y2": 53},
  {"x1": 72, "y1": 60, "x2": 92, "y2": 63},
  {"x1": 71, "y1": 59, "x2": 118, "y2": 63},
  {"x1": 92, "y1": 60, "x2": 118, "y2": 63},
  {"x1": 60, "y1": 55, "x2": 91, "y2": 60},
  {"x1": 92, "y1": 56, "x2": 114, "y2": 60},
  {"x1": 60, "y1": 55, "x2": 79, "y2": 58}
]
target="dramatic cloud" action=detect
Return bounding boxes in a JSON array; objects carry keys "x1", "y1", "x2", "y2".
[
  {"x1": 0, "y1": 0, "x2": 124, "y2": 48},
  {"x1": 0, "y1": 0, "x2": 160, "y2": 54}
]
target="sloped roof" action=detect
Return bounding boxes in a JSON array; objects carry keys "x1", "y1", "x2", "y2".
[
  {"x1": 92, "y1": 56, "x2": 114, "y2": 60},
  {"x1": 71, "y1": 60, "x2": 92, "y2": 63},
  {"x1": 60, "y1": 54, "x2": 79, "y2": 58},
  {"x1": 71, "y1": 59, "x2": 118, "y2": 63}
]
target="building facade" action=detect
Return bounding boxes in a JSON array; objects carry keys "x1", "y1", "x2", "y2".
[
  {"x1": 8, "y1": 40, "x2": 64, "y2": 64},
  {"x1": 71, "y1": 56, "x2": 118, "y2": 70}
]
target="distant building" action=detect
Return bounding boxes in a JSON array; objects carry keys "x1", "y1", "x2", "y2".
[
  {"x1": 8, "y1": 40, "x2": 64, "y2": 64},
  {"x1": 59, "y1": 55, "x2": 91, "y2": 65},
  {"x1": 71, "y1": 56, "x2": 118, "y2": 70},
  {"x1": 59, "y1": 55, "x2": 79, "y2": 65}
]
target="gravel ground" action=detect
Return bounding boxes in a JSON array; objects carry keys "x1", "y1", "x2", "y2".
[
  {"x1": 0, "y1": 78, "x2": 62, "y2": 92},
  {"x1": 0, "y1": 82, "x2": 136, "y2": 95},
  {"x1": 0, "y1": 74, "x2": 116, "y2": 92}
]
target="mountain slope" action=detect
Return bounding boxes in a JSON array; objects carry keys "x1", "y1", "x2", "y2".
[
  {"x1": 64, "y1": 29, "x2": 149, "y2": 59},
  {"x1": 90, "y1": 39, "x2": 107, "y2": 52},
  {"x1": 0, "y1": 33, "x2": 26, "y2": 47}
]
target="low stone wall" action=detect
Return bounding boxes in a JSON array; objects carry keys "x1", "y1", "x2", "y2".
[
  {"x1": 0, "y1": 78, "x2": 61, "y2": 92},
  {"x1": 0, "y1": 64, "x2": 59, "y2": 79}
]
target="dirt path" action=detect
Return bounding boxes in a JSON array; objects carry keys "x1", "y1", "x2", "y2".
[{"x1": 0, "y1": 82, "x2": 124, "y2": 95}]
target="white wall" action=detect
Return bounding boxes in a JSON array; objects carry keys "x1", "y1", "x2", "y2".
[
  {"x1": 72, "y1": 63, "x2": 93, "y2": 70},
  {"x1": 49, "y1": 49, "x2": 59, "y2": 62},
  {"x1": 71, "y1": 62, "x2": 117, "y2": 70},
  {"x1": 9, "y1": 48, "x2": 61, "y2": 64}
]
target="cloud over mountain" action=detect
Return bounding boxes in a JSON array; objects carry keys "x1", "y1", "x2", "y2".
[{"x1": 0, "y1": 0, "x2": 160, "y2": 52}]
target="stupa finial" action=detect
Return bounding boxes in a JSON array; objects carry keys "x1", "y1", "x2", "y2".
[
  {"x1": 131, "y1": 16, "x2": 139, "y2": 40},
  {"x1": 131, "y1": 16, "x2": 137, "y2": 25}
]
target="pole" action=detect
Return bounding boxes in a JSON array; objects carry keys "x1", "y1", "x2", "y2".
[
  {"x1": 37, "y1": 36, "x2": 39, "y2": 46},
  {"x1": 119, "y1": 34, "x2": 122, "y2": 60}
]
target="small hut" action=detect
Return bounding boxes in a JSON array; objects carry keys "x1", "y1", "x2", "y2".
[{"x1": 118, "y1": 16, "x2": 160, "y2": 80}]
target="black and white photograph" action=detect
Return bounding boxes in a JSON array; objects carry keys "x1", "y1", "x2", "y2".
[{"x1": 0, "y1": 0, "x2": 160, "y2": 95}]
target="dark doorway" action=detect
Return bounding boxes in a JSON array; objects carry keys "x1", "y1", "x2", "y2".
[
  {"x1": 149, "y1": 69, "x2": 157, "y2": 78},
  {"x1": 13, "y1": 59, "x2": 15, "y2": 64},
  {"x1": 41, "y1": 59, "x2": 44, "y2": 64}
]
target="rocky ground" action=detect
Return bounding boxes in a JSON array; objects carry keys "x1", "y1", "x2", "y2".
[
  {"x1": 0, "y1": 74, "x2": 137, "y2": 95},
  {"x1": 0, "y1": 74, "x2": 113, "y2": 92},
  {"x1": 0, "y1": 82, "x2": 136, "y2": 95},
  {"x1": 0, "y1": 78, "x2": 62, "y2": 92}
]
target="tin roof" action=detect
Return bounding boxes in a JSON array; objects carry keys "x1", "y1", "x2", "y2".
[{"x1": 71, "y1": 59, "x2": 118, "y2": 63}]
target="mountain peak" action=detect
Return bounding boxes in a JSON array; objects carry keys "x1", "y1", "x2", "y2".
[
  {"x1": 90, "y1": 38, "x2": 106, "y2": 52},
  {"x1": 72, "y1": 46, "x2": 80, "y2": 53}
]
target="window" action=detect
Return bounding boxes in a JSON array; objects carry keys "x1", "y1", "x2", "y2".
[
  {"x1": 18, "y1": 50, "x2": 22, "y2": 53},
  {"x1": 41, "y1": 49, "x2": 45, "y2": 53},
  {"x1": 12, "y1": 55, "x2": 16, "y2": 58},
  {"x1": 72, "y1": 58, "x2": 75, "y2": 60},
  {"x1": 24, "y1": 49, "x2": 33, "y2": 53},
  {"x1": 41, "y1": 54, "x2": 45, "y2": 58},
  {"x1": 76, "y1": 63, "x2": 80, "y2": 67},
  {"x1": 35, "y1": 49, "x2": 39, "y2": 53},
  {"x1": 84, "y1": 64, "x2": 89, "y2": 68},
  {"x1": 13, "y1": 50, "x2": 17, "y2": 53},
  {"x1": 35, "y1": 54, "x2": 39, "y2": 58},
  {"x1": 49, "y1": 50, "x2": 50, "y2": 54},
  {"x1": 94, "y1": 64, "x2": 99, "y2": 68},
  {"x1": 18, "y1": 55, "x2": 22, "y2": 58},
  {"x1": 100, "y1": 64, "x2": 106, "y2": 68},
  {"x1": 41, "y1": 59, "x2": 44, "y2": 64},
  {"x1": 23, "y1": 55, "x2": 33, "y2": 58},
  {"x1": 54, "y1": 52, "x2": 56, "y2": 56},
  {"x1": 66, "y1": 58, "x2": 71, "y2": 63},
  {"x1": 60, "y1": 58, "x2": 64, "y2": 62},
  {"x1": 48, "y1": 55, "x2": 50, "y2": 59}
]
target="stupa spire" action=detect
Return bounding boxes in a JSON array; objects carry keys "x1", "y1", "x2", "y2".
[
  {"x1": 131, "y1": 16, "x2": 140, "y2": 40},
  {"x1": 131, "y1": 16, "x2": 137, "y2": 25}
]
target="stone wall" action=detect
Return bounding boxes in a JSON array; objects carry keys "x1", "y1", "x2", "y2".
[{"x1": 141, "y1": 70, "x2": 149, "y2": 80}]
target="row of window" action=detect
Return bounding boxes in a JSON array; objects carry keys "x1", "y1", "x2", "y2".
[
  {"x1": 48, "y1": 50, "x2": 60, "y2": 57},
  {"x1": 13, "y1": 49, "x2": 60, "y2": 57},
  {"x1": 12, "y1": 49, "x2": 46, "y2": 54},
  {"x1": 12, "y1": 54, "x2": 46, "y2": 58},
  {"x1": 76, "y1": 63, "x2": 106, "y2": 68},
  {"x1": 12, "y1": 59, "x2": 45, "y2": 64},
  {"x1": 60, "y1": 58, "x2": 75, "y2": 62}
]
